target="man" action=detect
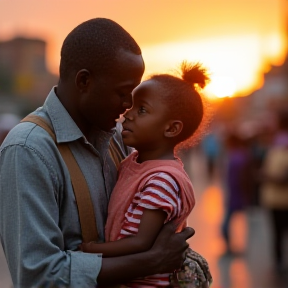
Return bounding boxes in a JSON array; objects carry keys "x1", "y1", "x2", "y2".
[{"x1": 0, "y1": 18, "x2": 201, "y2": 287}]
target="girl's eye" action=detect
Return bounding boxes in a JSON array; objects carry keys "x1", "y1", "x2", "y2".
[{"x1": 138, "y1": 106, "x2": 146, "y2": 114}]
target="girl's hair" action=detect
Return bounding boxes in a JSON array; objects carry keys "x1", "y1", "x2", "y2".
[{"x1": 148, "y1": 61, "x2": 211, "y2": 151}]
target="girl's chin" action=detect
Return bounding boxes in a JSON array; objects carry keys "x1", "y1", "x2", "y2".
[
  {"x1": 122, "y1": 140, "x2": 132, "y2": 147},
  {"x1": 122, "y1": 138, "x2": 135, "y2": 148}
]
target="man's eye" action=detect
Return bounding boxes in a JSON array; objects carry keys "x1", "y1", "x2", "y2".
[{"x1": 119, "y1": 92, "x2": 132, "y2": 98}]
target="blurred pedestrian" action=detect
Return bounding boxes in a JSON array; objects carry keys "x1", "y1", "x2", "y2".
[
  {"x1": 201, "y1": 130, "x2": 222, "y2": 181},
  {"x1": 221, "y1": 131, "x2": 252, "y2": 255},
  {"x1": 260, "y1": 108, "x2": 288, "y2": 275}
]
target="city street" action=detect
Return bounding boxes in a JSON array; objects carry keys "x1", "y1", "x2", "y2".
[
  {"x1": 183, "y1": 148, "x2": 288, "y2": 288},
  {"x1": 0, "y1": 149, "x2": 288, "y2": 288}
]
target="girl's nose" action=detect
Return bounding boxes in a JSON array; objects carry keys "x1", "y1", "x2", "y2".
[{"x1": 123, "y1": 109, "x2": 133, "y2": 120}]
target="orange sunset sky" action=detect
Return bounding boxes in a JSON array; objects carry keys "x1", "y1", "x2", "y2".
[{"x1": 0, "y1": 0, "x2": 287, "y2": 98}]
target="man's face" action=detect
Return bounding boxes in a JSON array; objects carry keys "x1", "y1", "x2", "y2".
[{"x1": 79, "y1": 50, "x2": 144, "y2": 132}]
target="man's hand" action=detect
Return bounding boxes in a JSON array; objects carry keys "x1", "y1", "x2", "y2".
[
  {"x1": 150, "y1": 221, "x2": 195, "y2": 274},
  {"x1": 78, "y1": 242, "x2": 92, "y2": 252}
]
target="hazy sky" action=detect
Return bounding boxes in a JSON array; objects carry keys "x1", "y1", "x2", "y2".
[{"x1": 0, "y1": 0, "x2": 287, "y2": 97}]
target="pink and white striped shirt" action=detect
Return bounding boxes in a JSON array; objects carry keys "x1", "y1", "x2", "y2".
[
  {"x1": 118, "y1": 171, "x2": 181, "y2": 287},
  {"x1": 105, "y1": 151, "x2": 196, "y2": 288}
]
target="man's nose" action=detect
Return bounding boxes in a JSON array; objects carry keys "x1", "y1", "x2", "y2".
[{"x1": 122, "y1": 94, "x2": 132, "y2": 109}]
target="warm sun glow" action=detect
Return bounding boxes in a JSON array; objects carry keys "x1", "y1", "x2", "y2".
[
  {"x1": 204, "y1": 76, "x2": 237, "y2": 99},
  {"x1": 0, "y1": 0, "x2": 287, "y2": 101},
  {"x1": 141, "y1": 31, "x2": 287, "y2": 99}
]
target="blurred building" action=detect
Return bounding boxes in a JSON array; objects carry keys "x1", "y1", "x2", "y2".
[
  {"x1": 214, "y1": 47, "x2": 288, "y2": 135},
  {"x1": 0, "y1": 37, "x2": 58, "y2": 115},
  {"x1": 250, "y1": 57, "x2": 288, "y2": 111}
]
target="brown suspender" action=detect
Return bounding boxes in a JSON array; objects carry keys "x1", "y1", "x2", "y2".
[{"x1": 21, "y1": 115, "x2": 98, "y2": 243}]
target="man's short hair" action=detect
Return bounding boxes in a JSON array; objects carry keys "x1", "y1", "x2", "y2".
[{"x1": 59, "y1": 18, "x2": 141, "y2": 80}]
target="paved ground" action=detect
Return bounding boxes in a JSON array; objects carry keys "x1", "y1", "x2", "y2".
[
  {"x1": 182, "y1": 148, "x2": 288, "y2": 288},
  {"x1": 0, "y1": 149, "x2": 288, "y2": 288}
]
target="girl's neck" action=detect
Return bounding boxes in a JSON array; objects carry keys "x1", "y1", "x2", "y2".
[{"x1": 136, "y1": 149, "x2": 175, "y2": 163}]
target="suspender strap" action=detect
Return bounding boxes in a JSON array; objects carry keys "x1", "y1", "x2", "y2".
[
  {"x1": 57, "y1": 144, "x2": 98, "y2": 242},
  {"x1": 22, "y1": 115, "x2": 56, "y2": 141},
  {"x1": 21, "y1": 115, "x2": 99, "y2": 243}
]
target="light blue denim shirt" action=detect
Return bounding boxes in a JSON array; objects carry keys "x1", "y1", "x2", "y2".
[{"x1": 0, "y1": 87, "x2": 130, "y2": 288}]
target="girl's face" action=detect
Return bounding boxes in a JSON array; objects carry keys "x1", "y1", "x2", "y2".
[{"x1": 121, "y1": 79, "x2": 170, "y2": 151}]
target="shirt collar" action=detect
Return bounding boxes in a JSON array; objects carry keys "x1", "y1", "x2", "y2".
[
  {"x1": 43, "y1": 87, "x2": 85, "y2": 143},
  {"x1": 43, "y1": 86, "x2": 116, "y2": 146}
]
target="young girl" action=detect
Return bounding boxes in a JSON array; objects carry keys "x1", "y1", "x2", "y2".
[{"x1": 80, "y1": 61, "x2": 211, "y2": 287}]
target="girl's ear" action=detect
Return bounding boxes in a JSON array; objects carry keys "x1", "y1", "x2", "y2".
[
  {"x1": 164, "y1": 120, "x2": 183, "y2": 138},
  {"x1": 75, "y1": 69, "x2": 91, "y2": 92}
]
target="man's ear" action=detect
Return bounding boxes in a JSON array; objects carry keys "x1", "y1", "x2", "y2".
[
  {"x1": 164, "y1": 120, "x2": 183, "y2": 138},
  {"x1": 75, "y1": 69, "x2": 91, "y2": 92}
]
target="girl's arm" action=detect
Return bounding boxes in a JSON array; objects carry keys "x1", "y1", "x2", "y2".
[{"x1": 79, "y1": 209, "x2": 167, "y2": 257}]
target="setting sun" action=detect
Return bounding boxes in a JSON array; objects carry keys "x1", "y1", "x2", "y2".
[
  {"x1": 141, "y1": 31, "x2": 287, "y2": 100},
  {"x1": 204, "y1": 76, "x2": 237, "y2": 99}
]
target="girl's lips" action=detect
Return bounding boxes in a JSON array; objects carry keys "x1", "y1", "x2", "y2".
[
  {"x1": 122, "y1": 125, "x2": 132, "y2": 132},
  {"x1": 121, "y1": 126, "x2": 133, "y2": 136}
]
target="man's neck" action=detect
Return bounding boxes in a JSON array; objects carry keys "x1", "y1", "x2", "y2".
[{"x1": 55, "y1": 84, "x2": 91, "y2": 138}]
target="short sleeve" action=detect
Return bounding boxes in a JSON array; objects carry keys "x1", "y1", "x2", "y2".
[{"x1": 138, "y1": 172, "x2": 181, "y2": 222}]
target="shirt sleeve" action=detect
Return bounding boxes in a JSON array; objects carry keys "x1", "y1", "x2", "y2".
[
  {"x1": 138, "y1": 172, "x2": 181, "y2": 222},
  {"x1": 0, "y1": 144, "x2": 101, "y2": 288}
]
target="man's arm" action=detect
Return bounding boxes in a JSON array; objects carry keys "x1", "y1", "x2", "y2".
[
  {"x1": 80, "y1": 209, "x2": 167, "y2": 257},
  {"x1": 98, "y1": 222, "x2": 194, "y2": 285},
  {"x1": 0, "y1": 142, "x2": 102, "y2": 288}
]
